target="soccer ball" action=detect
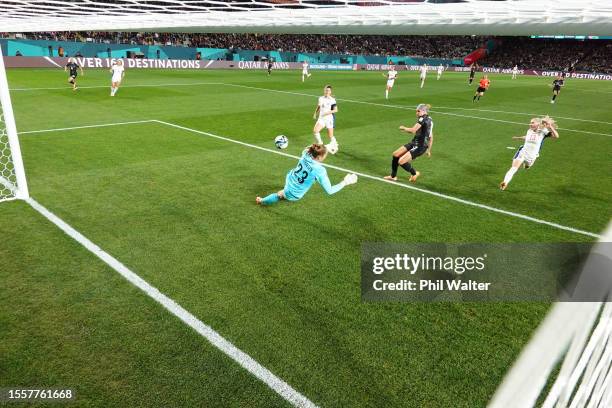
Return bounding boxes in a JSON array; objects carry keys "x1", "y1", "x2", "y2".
[{"x1": 274, "y1": 135, "x2": 289, "y2": 149}]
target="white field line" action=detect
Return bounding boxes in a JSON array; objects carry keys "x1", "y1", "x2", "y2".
[
  {"x1": 18, "y1": 120, "x2": 156, "y2": 135},
  {"x1": 417, "y1": 106, "x2": 612, "y2": 126},
  {"x1": 153, "y1": 120, "x2": 602, "y2": 239},
  {"x1": 9, "y1": 80, "x2": 612, "y2": 128},
  {"x1": 26, "y1": 197, "x2": 317, "y2": 408},
  {"x1": 9, "y1": 82, "x2": 224, "y2": 91},
  {"x1": 219, "y1": 83, "x2": 612, "y2": 137}
]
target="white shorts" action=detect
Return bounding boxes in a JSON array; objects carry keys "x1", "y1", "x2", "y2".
[
  {"x1": 420, "y1": 74, "x2": 426, "y2": 80},
  {"x1": 514, "y1": 146, "x2": 538, "y2": 167},
  {"x1": 112, "y1": 75, "x2": 122, "y2": 84},
  {"x1": 386, "y1": 79, "x2": 395, "y2": 88},
  {"x1": 316, "y1": 115, "x2": 335, "y2": 130},
  {"x1": 437, "y1": 71, "x2": 442, "y2": 75},
  {"x1": 302, "y1": 69, "x2": 308, "y2": 74}
]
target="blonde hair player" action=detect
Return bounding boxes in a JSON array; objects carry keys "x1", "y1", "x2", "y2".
[
  {"x1": 384, "y1": 103, "x2": 434, "y2": 183},
  {"x1": 109, "y1": 59, "x2": 125, "y2": 97},
  {"x1": 313, "y1": 85, "x2": 339, "y2": 154},
  {"x1": 256, "y1": 144, "x2": 357, "y2": 205},
  {"x1": 383, "y1": 63, "x2": 398, "y2": 99},
  {"x1": 500, "y1": 116, "x2": 559, "y2": 191}
]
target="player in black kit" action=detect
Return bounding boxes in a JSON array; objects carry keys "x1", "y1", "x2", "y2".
[
  {"x1": 64, "y1": 58, "x2": 83, "y2": 91},
  {"x1": 384, "y1": 104, "x2": 434, "y2": 183},
  {"x1": 267, "y1": 59, "x2": 273, "y2": 76},
  {"x1": 551, "y1": 74, "x2": 564, "y2": 104},
  {"x1": 468, "y1": 63, "x2": 477, "y2": 85}
]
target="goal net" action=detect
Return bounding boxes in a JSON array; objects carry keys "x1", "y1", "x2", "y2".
[
  {"x1": 0, "y1": 1, "x2": 610, "y2": 35},
  {"x1": 490, "y1": 224, "x2": 612, "y2": 408},
  {"x1": 0, "y1": 44, "x2": 29, "y2": 202}
]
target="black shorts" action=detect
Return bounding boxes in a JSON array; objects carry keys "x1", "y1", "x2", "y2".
[
  {"x1": 553, "y1": 87, "x2": 561, "y2": 92},
  {"x1": 477, "y1": 87, "x2": 486, "y2": 93},
  {"x1": 69, "y1": 73, "x2": 77, "y2": 78},
  {"x1": 403, "y1": 143, "x2": 428, "y2": 159}
]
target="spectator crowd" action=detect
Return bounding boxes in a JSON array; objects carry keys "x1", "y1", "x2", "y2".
[
  {"x1": 1, "y1": 31, "x2": 610, "y2": 73},
  {"x1": 481, "y1": 37, "x2": 612, "y2": 74}
]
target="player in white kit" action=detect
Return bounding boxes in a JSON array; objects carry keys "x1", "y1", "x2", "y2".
[
  {"x1": 313, "y1": 85, "x2": 339, "y2": 154},
  {"x1": 512, "y1": 65, "x2": 518, "y2": 79},
  {"x1": 500, "y1": 116, "x2": 559, "y2": 190},
  {"x1": 302, "y1": 61, "x2": 311, "y2": 82},
  {"x1": 436, "y1": 64, "x2": 444, "y2": 80},
  {"x1": 419, "y1": 64, "x2": 428, "y2": 88},
  {"x1": 109, "y1": 59, "x2": 125, "y2": 97},
  {"x1": 383, "y1": 65, "x2": 398, "y2": 99}
]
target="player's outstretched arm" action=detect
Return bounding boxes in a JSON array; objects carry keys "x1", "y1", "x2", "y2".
[
  {"x1": 313, "y1": 105, "x2": 320, "y2": 120},
  {"x1": 512, "y1": 135, "x2": 526, "y2": 140},
  {"x1": 427, "y1": 132, "x2": 434, "y2": 157},
  {"x1": 548, "y1": 127, "x2": 560, "y2": 139},
  {"x1": 317, "y1": 171, "x2": 357, "y2": 195}
]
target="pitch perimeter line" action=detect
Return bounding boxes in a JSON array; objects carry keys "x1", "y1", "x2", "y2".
[
  {"x1": 220, "y1": 84, "x2": 612, "y2": 137},
  {"x1": 10, "y1": 81, "x2": 612, "y2": 129},
  {"x1": 10, "y1": 82, "x2": 224, "y2": 92},
  {"x1": 154, "y1": 120, "x2": 601, "y2": 239},
  {"x1": 9, "y1": 81, "x2": 612, "y2": 128},
  {"x1": 25, "y1": 197, "x2": 317, "y2": 408}
]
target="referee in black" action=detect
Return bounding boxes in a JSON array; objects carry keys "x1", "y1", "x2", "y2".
[
  {"x1": 468, "y1": 63, "x2": 477, "y2": 85},
  {"x1": 384, "y1": 103, "x2": 434, "y2": 183}
]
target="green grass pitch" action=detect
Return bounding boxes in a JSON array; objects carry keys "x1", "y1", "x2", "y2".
[{"x1": 1, "y1": 67, "x2": 610, "y2": 407}]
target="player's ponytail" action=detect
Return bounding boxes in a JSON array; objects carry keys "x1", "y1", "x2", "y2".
[
  {"x1": 308, "y1": 143, "x2": 327, "y2": 159},
  {"x1": 541, "y1": 115, "x2": 557, "y2": 129}
]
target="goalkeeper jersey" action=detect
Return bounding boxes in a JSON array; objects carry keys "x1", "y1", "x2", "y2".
[{"x1": 284, "y1": 151, "x2": 343, "y2": 200}]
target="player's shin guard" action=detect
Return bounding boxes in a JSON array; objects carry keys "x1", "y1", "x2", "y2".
[
  {"x1": 503, "y1": 167, "x2": 518, "y2": 185},
  {"x1": 391, "y1": 156, "x2": 400, "y2": 177},
  {"x1": 261, "y1": 193, "x2": 281, "y2": 205},
  {"x1": 401, "y1": 162, "x2": 417, "y2": 176}
]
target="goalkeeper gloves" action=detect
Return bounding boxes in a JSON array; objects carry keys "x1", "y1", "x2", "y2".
[{"x1": 343, "y1": 173, "x2": 358, "y2": 186}]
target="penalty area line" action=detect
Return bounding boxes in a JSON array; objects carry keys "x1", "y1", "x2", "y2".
[
  {"x1": 18, "y1": 120, "x2": 157, "y2": 135},
  {"x1": 219, "y1": 83, "x2": 612, "y2": 138},
  {"x1": 154, "y1": 119, "x2": 602, "y2": 239},
  {"x1": 24, "y1": 197, "x2": 317, "y2": 408}
]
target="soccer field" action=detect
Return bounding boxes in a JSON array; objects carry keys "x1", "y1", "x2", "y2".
[{"x1": 1, "y1": 67, "x2": 610, "y2": 407}]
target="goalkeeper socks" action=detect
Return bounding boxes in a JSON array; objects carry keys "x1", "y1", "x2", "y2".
[
  {"x1": 391, "y1": 156, "x2": 400, "y2": 177},
  {"x1": 503, "y1": 167, "x2": 518, "y2": 184},
  {"x1": 552, "y1": 94, "x2": 557, "y2": 101},
  {"x1": 401, "y1": 162, "x2": 417, "y2": 176},
  {"x1": 314, "y1": 132, "x2": 322, "y2": 144},
  {"x1": 261, "y1": 193, "x2": 280, "y2": 205}
]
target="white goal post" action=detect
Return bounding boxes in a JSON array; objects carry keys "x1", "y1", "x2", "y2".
[{"x1": 0, "y1": 44, "x2": 29, "y2": 202}]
